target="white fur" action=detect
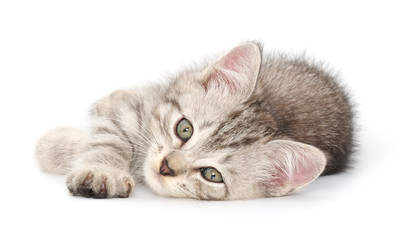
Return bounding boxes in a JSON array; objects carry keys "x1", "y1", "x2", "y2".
[{"x1": 36, "y1": 42, "x2": 349, "y2": 200}]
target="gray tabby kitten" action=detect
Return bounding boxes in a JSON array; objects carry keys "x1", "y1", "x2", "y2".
[{"x1": 36, "y1": 42, "x2": 354, "y2": 200}]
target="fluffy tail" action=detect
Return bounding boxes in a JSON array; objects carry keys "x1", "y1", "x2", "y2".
[{"x1": 35, "y1": 127, "x2": 89, "y2": 175}]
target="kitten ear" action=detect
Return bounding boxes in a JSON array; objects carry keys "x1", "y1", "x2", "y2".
[
  {"x1": 263, "y1": 140, "x2": 327, "y2": 196},
  {"x1": 203, "y1": 43, "x2": 262, "y2": 100}
]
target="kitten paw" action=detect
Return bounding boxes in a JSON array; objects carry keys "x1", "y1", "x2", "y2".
[
  {"x1": 66, "y1": 168, "x2": 134, "y2": 198},
  {"x1": 92, "y1": 89, "x2": 132, "y2": 117}
]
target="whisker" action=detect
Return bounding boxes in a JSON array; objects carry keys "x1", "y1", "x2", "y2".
[{"x1": 100, "y1": 115, "x2": 159, "y2": 154}]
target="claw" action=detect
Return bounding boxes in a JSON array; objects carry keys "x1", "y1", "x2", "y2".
[
  {"x1": 117, "y1": 177, "x2": 133, "y2": 198},
  {"x1": 95, "y1": 176, "x2": 108, "y2": 198},
  {"x1": 126, "y1": 177, "x2": 133, "y2": 194}
]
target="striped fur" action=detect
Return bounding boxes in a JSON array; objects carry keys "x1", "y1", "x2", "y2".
[{"x1": 36, "y1": 42, "x2": 354, "y2": 200}]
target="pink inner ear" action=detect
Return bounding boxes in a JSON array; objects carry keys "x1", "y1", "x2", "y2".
[
  {"x1": 205, "y1": 44, "x2": 256, "y2": 93},
  {"x1": 221, "y1": 47, "x2": 247, "y2": 71},
  {"x1": 209, "y1": 69, "x2": 239, "y2": 93},
  {"x1": 267, "y1": 141, "x2": 326, "y2": 188},
  {"x1": 288, "y1": 153, "x2": 321, "y2": 186}
]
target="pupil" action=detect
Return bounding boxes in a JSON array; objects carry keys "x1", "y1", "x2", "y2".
[
  {"x1": 211, "y1": 172, "x2": 216, "y2": 179},
  {"x1": 183, "y1": 127, "x2": 189, "y2": 132}
]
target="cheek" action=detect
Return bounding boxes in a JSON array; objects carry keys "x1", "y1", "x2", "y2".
[
  {"x1": 186, "y1": 177, "x2": 228, "y2": 200},
  {"x1": 159, "y1": 171, "x2": 202, "y2": 199},
  {"x1": 160, "y1": 174, "x2": 197, "y2": 199}
]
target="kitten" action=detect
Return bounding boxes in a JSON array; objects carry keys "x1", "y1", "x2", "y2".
[{"x1": 35, "y1": 42, "x2": 354, "y2": 200}]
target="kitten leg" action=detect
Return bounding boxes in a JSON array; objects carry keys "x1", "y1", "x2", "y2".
[
  {"x1": 35, "y1": 127, "x2": 89, "y2": 175},
  {"x1": 66, "y1": 122, "x2": 136, "y2": 198},
  {"x1": 36, "y1": 126, "x2": 136, "y2": 198},
  {"x1": 65, "y1": 89, "x2": 140, "y2": 198},
  {"x1": 36, "y1": 89, "x2": 140, "y2": 198}
]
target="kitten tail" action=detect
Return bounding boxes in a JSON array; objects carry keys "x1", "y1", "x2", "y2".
[{"x1": 35, "y1": 127, "x2": 89, "y2": 175}]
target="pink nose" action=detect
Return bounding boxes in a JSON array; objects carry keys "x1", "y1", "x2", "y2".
[{"x1": 159, "y1": 159, "x2": 175, "y2": 176}]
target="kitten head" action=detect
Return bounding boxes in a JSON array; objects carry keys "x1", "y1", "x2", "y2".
[{"x1": 143, "y1": 43, "x2": 326, "y2": 200}]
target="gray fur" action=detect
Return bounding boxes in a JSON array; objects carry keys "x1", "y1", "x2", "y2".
[{"x1": 35, "y1": 42, "x2": 354, "y2": 200}]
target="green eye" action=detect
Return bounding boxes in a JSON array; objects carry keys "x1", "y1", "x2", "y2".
[
  {"x1": 201, "y1": 168, "x2": 223, "y2": 183},
  {"x1": 176, "y1": 118, "x2": 193, "y2": 142}
]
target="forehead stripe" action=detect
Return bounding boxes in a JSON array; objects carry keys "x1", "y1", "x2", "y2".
[{"x1": 165, "y1": 97, "x2": 182, "y2": 112}]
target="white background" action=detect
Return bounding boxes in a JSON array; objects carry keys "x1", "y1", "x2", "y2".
[{"x1": 1, "y1": 0, "x2": 403, "y2": 239}]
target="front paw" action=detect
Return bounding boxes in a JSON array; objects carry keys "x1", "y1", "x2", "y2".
[{"x1": 66, "y1": 167, "x2": 134, "y2": 198}]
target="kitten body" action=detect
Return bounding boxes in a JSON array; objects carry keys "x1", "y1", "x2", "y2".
[{"x1": 36, "y1": 43, "x2": 354, "y2": 200}]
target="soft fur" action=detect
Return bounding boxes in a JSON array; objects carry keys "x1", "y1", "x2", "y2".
[{"x1": 35, "y1": 42, "x2": 354, "y2": 200}]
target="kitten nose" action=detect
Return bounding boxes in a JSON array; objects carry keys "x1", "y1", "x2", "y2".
[{"x1": 159, "y1": 158, "x2": 175, "y2": 176}]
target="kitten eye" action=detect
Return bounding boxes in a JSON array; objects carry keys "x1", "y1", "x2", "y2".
[
  {"x1": 176, "y1": 118, "x2": 193, "y2": 142},
  {"x1": 201, "y1": 168, "x2": 223, "y2": 183}
]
